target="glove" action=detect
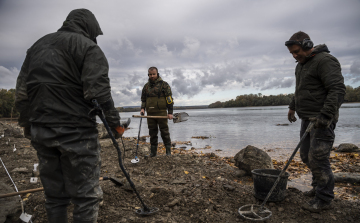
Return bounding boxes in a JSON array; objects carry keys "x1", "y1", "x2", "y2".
[
  {"x1": 111, "y1": 125, "x2": 125, "y2": 139},
  {"x1": 288, "y1": 109, "x2": 297, "y2": 123},
  {"x1": 24, "y1": 126, "x2": 31, "y2": 140},
  {"x1": 309, "y1": 114, "x2": 332, "y2": 129}
]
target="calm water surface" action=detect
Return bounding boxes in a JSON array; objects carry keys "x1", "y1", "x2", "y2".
[{"x1": 118, "y1": 103, "x2": 360, "y2": 157}]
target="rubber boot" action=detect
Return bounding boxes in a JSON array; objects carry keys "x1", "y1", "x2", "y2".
[
  {"x1": 150, "y1": 145, "x2": 157, "y2": 157},
  {"x1": 46, "y1": 207, "x2": 68, "y2": 223},
  {"x1": 165, "y1": 144, "x2": 171, "y2": 156}
]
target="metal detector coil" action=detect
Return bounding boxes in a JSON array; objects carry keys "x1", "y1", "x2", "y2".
[
  {"x1": 238, "y1": 204, "x2": 271, "y2": 221},
  {"x1": 135, "y1": 207, "x2": 159, "y2": 216},
  {"x1": 131, "y1": 157, "x2": 140, "y2": 164}
]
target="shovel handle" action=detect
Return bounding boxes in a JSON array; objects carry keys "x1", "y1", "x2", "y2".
[
  {"x1": 0, "y1": 187, "x2": 44, "y2": 198},
  {"x1": 132, "y1": 115, "x2": 168, "y2": 119},
  {"x1": 0, "y1": 177, "x2": 112, "y2": 198}
]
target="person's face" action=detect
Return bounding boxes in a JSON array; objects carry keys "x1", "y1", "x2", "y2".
[
  {"x1": 148, "y1": 69, "x2": 158, "y2": 81},
  {"x1": 287, "y1": 44, "x2": 311, "y2": 64}
]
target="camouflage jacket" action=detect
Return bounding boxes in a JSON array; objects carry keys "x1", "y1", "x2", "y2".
[{"x1": 141, "y1": 76, "x2": 173, "y2": 114}]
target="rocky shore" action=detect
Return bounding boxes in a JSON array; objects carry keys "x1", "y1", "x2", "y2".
[{"x1": 0, "y1": 121, "x2": 359, "y2": 222}]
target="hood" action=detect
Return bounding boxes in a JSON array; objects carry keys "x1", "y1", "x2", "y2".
[
  {"x1": 311, "y1": 44, "x2": 330, "y2": 55},
  {"x1": 58, "y1": 9, "x2": 103, "y2": 41}
]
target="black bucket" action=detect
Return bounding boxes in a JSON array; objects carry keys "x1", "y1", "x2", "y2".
[{"x1": 251, "y1": 169, "x2": 290, "y2": 202}]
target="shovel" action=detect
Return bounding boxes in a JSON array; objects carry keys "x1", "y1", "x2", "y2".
[
  {"x1": 0, "y1": 176, "x2": 123, "y2": 198},
  {"x1": 132, "y1": 112, "x2": 189, "y2": 123}
]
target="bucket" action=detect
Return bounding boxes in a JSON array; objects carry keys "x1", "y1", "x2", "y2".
[{"x1": 251, "y1": 169, "x2": 290, "y2": 202}]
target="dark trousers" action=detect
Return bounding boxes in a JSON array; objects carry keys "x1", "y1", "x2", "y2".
[
  {"x1": 147, "y1": 112, "x2": 171, "y2": 146},
  {"x1": 31, "y1": 125, "x2": 102, "y2": 222},
  {"x1": 300, "y1": 120, "x2": 335, "y2": 202}
]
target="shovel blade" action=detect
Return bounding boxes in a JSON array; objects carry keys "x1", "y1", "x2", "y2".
[
  {"x1": 173, "y1": 112, "x2": 189, "y2": 123},
  {"x1": 121, "y1": 118, "x2": 131, "y2": 128}
]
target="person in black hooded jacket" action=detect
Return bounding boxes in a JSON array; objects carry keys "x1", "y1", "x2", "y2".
[
  {"x1": 15, "y1": 9, "x2": 123, "y2": 223},
  {"x1": 285, "y1": 31, "x2": 346, "y2": 213}
]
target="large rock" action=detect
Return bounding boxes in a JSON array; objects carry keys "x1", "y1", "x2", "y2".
[
  {"x1": 334, "y1": 172, "x2": 360, "y2": 184},
  {"x1": 234, "y1": 145, "x2": 274, "y2": 175},
  {"x1": 1, "y1": 122, "x2": 23, "y2": 138},
  {"x1": 0, "y1": 182, "x2": 22, "y2": 222},
  {"x1": 336, "y1": 143, "x2": 360, "y2": 153}
]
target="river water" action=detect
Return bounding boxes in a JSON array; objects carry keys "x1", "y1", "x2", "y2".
[{"x1": 118, "y1": 103, "x2": 360, "y2": 157}]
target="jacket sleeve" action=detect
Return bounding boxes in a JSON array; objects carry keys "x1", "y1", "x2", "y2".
[
  {"x1": 141, "y1": 84, "x2": 147, "y2": 110},
  {"x1": 81, "y1": 45, "x2": 120, "y2": 127},
  {"x1": 15, "y1": 54, "x2": 31, "y2": 128},
  {"x1": 163, "y1": 82, "x2": 174, "y2": 114},
  {"x1": 289, "y1": 96, "x2": 295, "y2": 111},
  {"x1": 318, "y1": 56, "x2": 346, "y2": 119}
]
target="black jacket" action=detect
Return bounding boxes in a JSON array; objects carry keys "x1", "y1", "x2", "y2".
[
  {"x1": 15, "y1": 9, "x2": 120, "y2": 128},
  {"x1": 289, "y1": 44, "x2": 346, "y2": 122}
]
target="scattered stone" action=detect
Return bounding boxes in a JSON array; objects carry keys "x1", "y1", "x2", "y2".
[
  {"x1": 336, "y1": 143, "x2": 360, "y2": 153},
  {"x1": 234, "y1": 145, "x2": 274, "y2": 175},
  {"x1": 223, "y1": 184, "x2": 235, "y2": 191},
  {"x1": 235, "y1": 169, "x2": 247, "y2": 178},
  {"x1": 171, "y1": 179, "x2": 187, "y2": 184},
  {"x1": 164, "y1": 207, "x2": 171, "y2": 212},
  {"x1": 11, "y1": 167, "x2": 29, "y2": 173},
  {"x1": 278, "y1": 207, "x2": 284, "y2": 212},
  {"x1": 167, "y1": 198, "x2": 179, "y2": 207}
]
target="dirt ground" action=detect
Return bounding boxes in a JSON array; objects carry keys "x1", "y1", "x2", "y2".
[{"x1": 0, "y1": 125, "x2": 360, "y2": 222}]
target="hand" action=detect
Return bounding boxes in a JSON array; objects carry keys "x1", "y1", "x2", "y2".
[
  {"x1": 112, "y1": 125, "x2": 125, "y2": 139},
  {"x1": 24, "y1": 127, "x2": 31, "y2": 140},
  {"x1": 309, "y1": 114, "x2": 331, "y2": 129},
  {"x1": 168, "y1": 114, "x2": 173, "y2": 120},
  {"x1": 140, "y1": 109, "x2": 145, "y2": 116},
  {"x1": 288, "y1": 109, "x2": 297, "y2": 123}
]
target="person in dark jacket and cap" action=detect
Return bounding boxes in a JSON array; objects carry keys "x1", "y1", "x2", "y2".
[
  {"x1": 15, "y1": 9, "x2": 124, "y2": 223},
  {"x1": 286, "y1": 31, "x2": 346, "y2": 213}
]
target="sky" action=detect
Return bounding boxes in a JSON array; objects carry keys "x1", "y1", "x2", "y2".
[{"x1": 0, "y1": 0, "x2": 359, "y2": 107}]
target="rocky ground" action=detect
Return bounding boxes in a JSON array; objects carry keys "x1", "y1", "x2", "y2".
[{"x1": 0, "y1": 121, "x2": 360, "y2": 223}]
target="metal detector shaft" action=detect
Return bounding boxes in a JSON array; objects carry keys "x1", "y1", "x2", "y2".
[
  {"x1": 135, "y1": 116, "x2": 143, "y2": 158},
  {"x1": 92, "y1": 100, "x2": 150, "y2": 212},
  {"x1": 260, "y1": 122, "x2": 314, "y2": 208}
]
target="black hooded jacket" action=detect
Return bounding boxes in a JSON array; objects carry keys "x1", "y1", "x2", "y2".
[
  {"x1": 289, "y1": 44, "x2": 346, "y2": 122},
  {"x1": 15, "y1": 9, "x2": 120, "y2": 128}
]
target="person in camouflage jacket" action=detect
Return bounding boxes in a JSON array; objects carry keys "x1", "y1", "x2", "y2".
[
  {"x1": 15, "y1": 9, "x2": 123, "y2": 223},
  {"x1": 140, "y1": 67, "x2": 173, "y2": 156},
  {"x1": 286, "y1": 31, "x2": 346, "y2": 213}
]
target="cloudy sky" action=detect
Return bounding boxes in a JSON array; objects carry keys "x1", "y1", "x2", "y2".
[{"x1": 1, "y1": 0, "x2": 359, "y2": 106}]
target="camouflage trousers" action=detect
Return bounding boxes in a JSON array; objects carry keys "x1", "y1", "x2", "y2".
[
  {"x1": 147, "y1": 111, "x2": 171, "y2": 147},
  {"x1": 300, "y1": 120, "x2": 335, "y2": 202},
  {"x1": 31, "y1": 125, "x2": 102, "y2": 223}
]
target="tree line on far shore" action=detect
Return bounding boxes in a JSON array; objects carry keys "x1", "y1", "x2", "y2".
[
  {"x1": 208, "y1": 85, "x2": 360, "y2": 108},
  {"x1": 0, "y1": 85, "x2": 359, "y2": 118}
]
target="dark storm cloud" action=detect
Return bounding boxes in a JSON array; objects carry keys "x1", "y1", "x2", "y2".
[
  {"x1": 1, "y1": 0, "x2": 359, "y2": 105},
  {"x1": 349, "y1": 60, "x2": 360, "y2": 83}
]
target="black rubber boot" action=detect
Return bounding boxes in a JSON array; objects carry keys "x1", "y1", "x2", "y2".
[
  {"x1": 150, "y1": 145, "x2": 157, "y2": 157},
  {"x1": 46, "y1": 207, "x2": 68, "y2": 223},
  {"x1": 165, "y1": 145, "x2": 171, "y2": 156}
]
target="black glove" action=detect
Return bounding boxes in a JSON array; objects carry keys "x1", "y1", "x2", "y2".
[{"x1": 309, "y1": 114, "x2": 332, "y2": 129}]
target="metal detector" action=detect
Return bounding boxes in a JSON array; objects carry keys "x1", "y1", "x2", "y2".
[
  {"x1": 131, "y1": 114, "x2": 143, "y2": 164},
  {"x1": 90, "y1": 99, "x2": 158, "y2": 216},
  {"x1": 238, "y1": 122, "x2": 314, "y2": 221}
]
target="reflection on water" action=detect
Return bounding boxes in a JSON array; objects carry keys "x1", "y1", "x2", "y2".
[{"x1": 114, "y1": 103, "x2": 360, "y2": 157}]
